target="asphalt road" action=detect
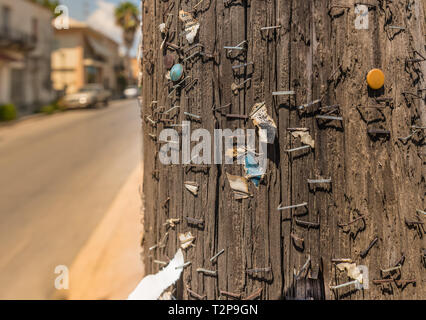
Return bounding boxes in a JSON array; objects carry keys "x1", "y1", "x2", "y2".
[{"x1": 0, "y1": 99, "x2": 142, "y2": 299}]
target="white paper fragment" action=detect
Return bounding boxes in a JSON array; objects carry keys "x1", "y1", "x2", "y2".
[
  {"x1": 184, "y1": 181, "x2": 199, "y2": 196},
  {"x1": 258, "y1": 130, "x2": 269, "y2": 145},
  {"x1": 291, "y1": 130, "x2": 315, "y2": 148},
  {"x1": 185, "y1": 23, "x2": 200, "y2": 44},
  {"x1": 226, "y1": 173, "x2": 250, "y2": 199},
  {"x1": 355, "y1": 4, "x2": 369, "y2": 30},
  {"x1": 159, "y1": 23, "x2": 166, "y2": 33},
  {"x1": 179, "y1": 232, "x2": 195, "y2": 249},
  {"x1": 244, "y1": 153, "x2": 265, "y2": 188},
  {"x1": 249, "y1": 102, "x2": 277, "y2": 143},
  {"x1": 336, "y1": 263, "x2": 363, "y2": 283},
  {"x1": 128, "y1": 249, "x2": 184, "y2": 300},
  {"x1": 179, "y1": 10, "x2": 199, "y2": 44}
]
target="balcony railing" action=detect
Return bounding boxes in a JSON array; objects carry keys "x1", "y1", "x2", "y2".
[{"x1": 0, "y1": 27, "x2": 37, "y2": 51}]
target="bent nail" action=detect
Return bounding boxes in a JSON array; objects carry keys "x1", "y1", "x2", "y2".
[
  {"x1": 261, "y1": 25, "x2": 282, "y2": 30},
  {"x1": 331, "y1": 258, "x2": 352, "y2": 263},
  {"x1": 295, "y1": 255, "x2": 311, "y2": 280},
  {"x1": 307, "y1": 178, "x2": 332, "y2": 184},
  {"x1": 285, "y1": 145, "x2": 311, "y2": 153},
  {"x1": 360, "y1": 237, "x2": 378, "y2": 257},
  {"x1": 297, "y1": 99, "x2": 321, "y2": 110},
  {"x1": 330, "y1": 280, "x2": 359, "y2": 290},
  {"x1": 295, "y1": 218, "x2": 320, "y2": 229},
  {"x1": 185, "y1": 216, "x2": 205, "y2": 226},
  {"x1": 316, "y1": 115, "x2": 343, "y2": 121},
  {"x1": 184, "y1": 112, "x2": 202, "y2": 120},
  {"x1": 277, "y1": 202, "x2": 308, "y2": 211},
  {"x1": 243, "y1": 288, "x2": 262, "y2": 300},
  {"x1": 337, "y1": 214, "x2": 366, "y2": 227},
  {"x1": 164, "y1": 105, "x2": 180, "y2": 114},
  {"x1": 210, "y1": 249, "x2": 225, "y2": 262},
  {"x1": 381, "y1": 265, "x2": 401, "y2": 274},
  {"x1": 224, "y1": 40, "x2": 247, "y2": 51},
  {"x1": 187, "y1": 288, "x2": 206, "y2": 300},
  {"x1": 196, "y1": 268, "x2": 217, "y2": 276},
  {"x1": 272, "y1": 90, "x2": 295, "y2": 96}
]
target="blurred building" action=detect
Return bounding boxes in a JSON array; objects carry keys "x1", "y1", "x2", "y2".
[
  {"x1": 51, "y1": 18, "x2": 122, "y2": 96},
  {"x1": 129, "y1": 57, "x2": 139, "y2": 85},
  {"x1": 0, "y1": 0, "x2": 54, "y2": 114}
]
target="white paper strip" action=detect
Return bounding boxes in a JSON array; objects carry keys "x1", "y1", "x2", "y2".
[{"x1": 127, "y1": 249, "x2": 184, "y2": 300}]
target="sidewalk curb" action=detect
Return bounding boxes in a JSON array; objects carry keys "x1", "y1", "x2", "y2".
[
  {"x1": 62, "y1": 164, "x2": 144, "y2": 300},
  {"x1": 0, "y1": 113, "x2": 50, "y2": 128}
]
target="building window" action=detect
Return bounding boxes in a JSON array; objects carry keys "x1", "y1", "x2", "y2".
[
  {"x1": 85, "y1": 66, "x2": 100, "y2": 84},
  {"x1": 2, "y1": 6, "x2": 10, "y2": 35}
]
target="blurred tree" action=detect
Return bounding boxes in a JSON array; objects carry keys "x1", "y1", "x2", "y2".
[
  {"x1": 30, "y1": 0, "x2": 60, "y2": 13},
  {"x1": 114, "y1": 2, "x2": 140, "y2": 84}
]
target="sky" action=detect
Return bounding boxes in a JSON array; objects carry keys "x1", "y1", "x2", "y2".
[{"x1": 60, "y1": 0, "x2": 141, "y2": 57}]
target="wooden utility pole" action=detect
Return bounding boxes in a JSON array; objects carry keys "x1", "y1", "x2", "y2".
[{"x1": 140, "y1": 0, "x2": 425, "y2": 300}]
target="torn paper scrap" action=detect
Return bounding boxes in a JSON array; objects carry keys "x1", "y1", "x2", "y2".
[
  {"x1": 249, "y1": 102, "x2": 277, "y2": 143},
  {"x1": 179, "y1": 232, "x2": 195, "y2": 249},
  {"x1": 231, "y1": 82, "x2": 239, "y2": 95},
  {"x1": 225, "y1": 146, "x2": 247, "y2": 161},
  {"x1": 159, "y1": 291, "x2": 175, "y2": 300},
  {"x1": 164, "y1": 218, "x2": 180, "y2": 228},
  {"x1": 291, "y1": 130, "x2": 315, "y2": 148},
  {"x1": 179, "y1": 10, "x2": 199, "y2": 44},
  {"x1": 244, "y1": 153, "x2": 265, "y2": 188},
  {"x1": 128, "y1": 249, "x2": 184, "y2": 300},
  {"x1": 184, "y1": 181, "x2": 199, "y2": 196},
  {"x1": 226, "y1": 173, "x2": 250, "y2": 199},
  {"x1": 179, "y1": 10, "x2": 194, "y2": 24},
  {"x1": 336, "y1": 263, "x2": 363, "y2": 283},
  {"x1": 185, "y1": 23, "x2": 200, "y2": 44}
]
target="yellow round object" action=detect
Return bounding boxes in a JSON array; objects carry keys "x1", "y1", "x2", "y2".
[{"x1": 367, "y1": 69, "x2": 385, "y2": 90}]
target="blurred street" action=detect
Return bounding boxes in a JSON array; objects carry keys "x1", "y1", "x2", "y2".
[{"x1": 0, "y1": 99, "x2": 143, "y2": 299}]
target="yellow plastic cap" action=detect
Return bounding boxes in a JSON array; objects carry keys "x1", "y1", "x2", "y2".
[{"x1": 367, "y1": 69, "x2": 385, "y2": 90}]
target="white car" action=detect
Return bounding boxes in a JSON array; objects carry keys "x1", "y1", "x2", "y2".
[{"x1": 124, "y1": 86, "x2": 140, "y2": 99}]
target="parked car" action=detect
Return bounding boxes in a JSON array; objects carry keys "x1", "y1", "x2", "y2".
[
  {"x1": 60, "y1": 84, "x2": 111, "y2": 109},
  {"x1": 123, "y1": 86, "x2": 140, "y2": 99}
]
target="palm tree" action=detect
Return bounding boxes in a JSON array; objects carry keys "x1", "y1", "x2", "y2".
[{"x1": 114, "y1": 1, "x2": 140, "y2": 84}]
